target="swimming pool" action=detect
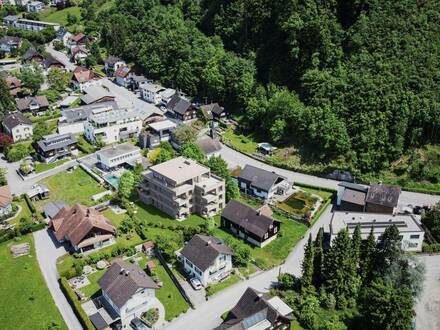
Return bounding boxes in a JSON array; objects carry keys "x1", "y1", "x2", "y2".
[{"x1": 105, "y1": 175, "x2": 119, "y2": 189}]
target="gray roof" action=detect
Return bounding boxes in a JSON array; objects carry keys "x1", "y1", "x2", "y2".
[
  {"x1": 197, "y1": 137, "x2": 222, "y2": 155},
  {"x1": 36, "y1": 133, "x2": 77, "y2": 152},
  {"x1": 180, "y1": 235, "x2": 233, "y2": 272},
  {"x1": 98, "y1": 259, "x2": 158, "y2": 309},
  {"x1": 0, "y1": 36, "x2": 21, "y2": 46},
  {"x1": 89, "y1": 313, "x2": 108, "y2": 330},
  {"x1": 89, "y1": 108, "x2": 140, "y2": 125},
  {"x1": 200, "y1": 103, "x2": 224, "y2": 117},
  {"x1": 338, "y1": 182, "x2": 368, "y2": 193},
  {"x1": 43, "y1": 200, "x2": 67, "y2": 219},
  {"x1": 3, "y1": 112, "x2": 32, "y2": 129},
  {"x1": 104, "y1": 55, "x2": 122, "y2": 66},
  {"x1": 97, "y1": 143, "x2": 140, "y2": 159},
  {"x1": 80, "y1": 86, "x2": 115, "y2": 105},
  {"x1": 238, "y1": 165, "x2": 286, "y2": 192},
  {"x1": 22, "y1": 48, "x2": 43, "y2": 62},
  {"x1": 341, "y1": 188, "x2": 366, "y2": 206},
  {"x1": 366, "y1": 184, "x2": 401, "y2": 208},
  {"x1": 16, "y1": 96, "x2": 49, "y2": 111},
  {"x1": 167, "y1": 95, "x2": 192, "y2": 115},
  {"x1": 222, "y1": 200, "x2": 280, "y2": 239},
  {"x1": 61, "y1": 101, "x2": 118, "y2": 123},
  {"x1": 43, "y1": 54, "x2": 64, "y2": 69},
  {"x1": 3, "y1": 15, "x2": 18, "y2": 23}
]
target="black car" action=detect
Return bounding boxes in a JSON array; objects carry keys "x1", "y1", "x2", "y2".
[{"x1": 130, "y1": 317, "x2": 149, "y2": 330}]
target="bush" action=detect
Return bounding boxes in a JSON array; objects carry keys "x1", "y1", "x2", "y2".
[
  {"x1": 7, "y1": 144, "x2": 31, "y2": 162},
  {"x1": 23, "y1": 194, "x2": 36, "y2": 214},
  {"x1": 422, "y1": 243, "x2": 440, "y2": 253},
  {"x1": 142, "y1": 308, "x2": 159, "y2": 326}
]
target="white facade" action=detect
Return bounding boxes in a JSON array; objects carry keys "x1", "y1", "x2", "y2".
[
  {"x1": 140, "y1": 83, "x2": 164, "y2": 105},
  {"x1": 26, "y1": 1, "x2": 44, "y2": 12},
  {"x1": 180, "y1": 253, "x2": 232, "y2": 287},
  {"x1": 72, "y1": 77, "x2": 102, "y2": 93},
  {"x1": 7, "y1": 17, "x2": 60, "y2": 31},
  {"x1": 0, "y1": 203, "x2": 13, "y2": 216},
  {"x1": 58, "y1": 121, "x2": 84, "y2": 135},
  {"x1": 5, "y1": 123, "x2": 33, "y2": 142},
  {"x1": 97, "y1": 144, "x2": 142, "y2": 170}
]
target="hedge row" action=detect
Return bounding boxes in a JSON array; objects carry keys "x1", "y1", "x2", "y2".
[
  {"x1": 0, "y1": 221, "x2": 46, "y2": 243},
  {"x1": 23, "y1": 194, "x2": 36, "y2": 214},
  {"x1": 60, "y1": 277, "x2": 95, "y2": 330},
  {"x1": 422, "y1": 243, "x2": 440, "y2": 253},
  {"x1": 294, "y1": 182, "x2": 337, "y2": 194}
]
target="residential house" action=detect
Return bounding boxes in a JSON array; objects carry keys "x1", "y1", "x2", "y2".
[
  {"x1": 16, "y1": 95, "x2": 49, "y2": 114},
  {"x1": 43, "y1": 200, "x2": 67, "y2": 219},
  {"x1": 3, "y1": 15, "x2": 60, "y2": 31},
  {"x1": 35, "y1": 133, "x2": 78, "y2": 163},
  {"x1": 2, "y1": 112, "x2": 33, "y2": 142},
  {"x1": 221, "y1": 200, "x2": 281, "y2": 247},
  {"x1": 58, "y1": 101, "x2": 118, "y2": 135},
  {"x1": 93, "y1": 259, "x2": 159, "y2": 329},
  {"x1": 26, "y1": 1, "x2": 44, "y2": 12},
  {"x1": 84, "y1": 108, "x2": 142, "y2": 144},
  {"x1": 138, "y1": 119, "x2": 176, "y2": 149},
  {"x1": 166, "y1": 94, "x2": 196, "y2": 121},
  {"x1": 139, "y1": 82, "x2": 165, "y2": 105},
  {"x1": 70, "y1": 45, "x2": 88, "y2": 64},
  {"x1": 50, "y1": 204, "x2": 116, "y2": 252},
  {"x1": 5, "y1": 75, "x2": 22, "y2": 96},
  {"x1": 178, "y1": 234, "x2": 233, "y2": 287},
  {"x1": 196, "y1": 136, "x2": 222, "y2": 158},
  {"x1": 56, "y1": 26, "x2": 72, "y2": 46},
  {"x1": 158, "y1": 88, "x2": 176, "y2": 105},
  {"x1": 114, "y1": 66, "x2": 133, "y2": 88},
  {"x1": 22, "y1": 48, "x2": 44, "y2": 64},
  {"x1": 200, "y1": 103, "x2": 226, "y2": 122},
  {"x1": 43, "y1": 54, "x2": 66, "y2": 72},
  {"x1": 215, "y1": 287, "x2": 293, "y2": 330},
  {"x1": 330, "y1": 211, "x2": 424, "y2": 252},
  {"x1": 96, "y1": 143, "x2": 142, "y2": 171},
  {"x1": 234, "y1": 165, "x2": 289, "y2": 200},
  {"x1": 0, "y1": 185, "x2": 13, "y2": 217},
  {"x1": 103, "y1": 55, "x2": 125, "y2": 76},
  {"x1": 80, "y1": 85, "x2": 114, "y2": 105},
  {"x1": 336, "y1": 182, "x2": 369, "y2": 212},
  {"x1": 26, "y1": 184, "x2": 50, "y2": 201},
  {"x1": 129, "y1": 75, "x2": 149, "y2": 92},
  {"x1": 138, "y1": 156, "x2": 226, "y2": 219},
  {"x1": 69, "y1": 33, "x2": 88, "y2": 47},
  {"x1": 72, "y1": 66, "x2": 100, "y2": 92},
  {"x1": 0, "y1": 36, "x2": 21, "y2": 54}
]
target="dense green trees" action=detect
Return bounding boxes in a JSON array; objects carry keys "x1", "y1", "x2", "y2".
[
  {"x1": 0, "y1": 77, "x2": 15, "y2": 118},
  {"x1": 422, "y1": 202, "x2": 440, "y2": 241},
  {"x1": 19, "y1": 65, "x2": 44, "y2": 95}
]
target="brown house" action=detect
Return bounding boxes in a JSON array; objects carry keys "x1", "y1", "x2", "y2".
[
  {"x1": 221, "y1": 200, "x2": 281, "y2": 247},
  {"x1": 5, "y1": 75, "x2": 22, "y2": 96},
  {"x1": 166, "y1": 94, "x2": 196, "y2": 122},
  {"x1": 22, "y1": 48, "x2": 44, "y2": 64},
  {"x1": 365, "y1": 183, "x2": 401, "y2": 214},
  {"x1": 50, "y1": 204, "x2": 116, "y2": 253},
  {"x1": 16, "y1": 95, "x2": 49, "y2": 114}
]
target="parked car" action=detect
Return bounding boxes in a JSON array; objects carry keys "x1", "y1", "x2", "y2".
[
  {"x1": 130, "y1": 317, "x2": 149, "y2": 330},
  {"x1": 190, "y1": 277, "x2": 203, "y2": 290}
]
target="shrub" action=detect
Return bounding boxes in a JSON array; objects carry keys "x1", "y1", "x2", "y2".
[
  {"x1": 7, "y1": 144, "x2": 31, "y2": 162},
  {"x1": 141, "y1": 308, "x2": 159, "y2": 326},
  {"x1": 24, "y1": 194, "x2": 36, "y2": 214},
  {"x1": 422, "y1": 243, "x2": 440, "y2": 253}
]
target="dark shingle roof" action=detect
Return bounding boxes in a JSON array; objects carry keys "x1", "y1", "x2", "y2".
[
  {"x1": 180, "y1": 235, "x2": 233, "y2": 272},
  {"x1": 366, "y1": 184, "x2": 401, "y2": 208},
  {"x1": 16, "y1": 96, "x2": 49, "y2": 111},
  {"x1": 167, "y1": 94, "x2": 191, "y2": 115},
  {"x1": 0, "y1": 36, "x2": 21, "y2": 45},
  {"x1": 221, "y1": 200, "x2": 279, "y2": 239},
  {"x1": 22, "y1": 48, "x2": 42, "y2": 62},
  {"x1": 104, "y1": 55, "x2": 122, "y2": 65},
  {"x1": 338, "y1": 182, "x2": 368, "y2": 193},
  {"x1": 341, "y1": 188, "x2": 366, "y2": 206},
  {"x1": 238, "y1": 165, "x2": 286, "y2": 192},
  {"x1": 43, "y1": 54, "x2": 65, "y2": 69},
  {"x1": 36, "y1": 133, "x2": 77, "y2": 152},
  {"x1": 98, "y1": 259, "x2": 158, "y2": 309},
  {"x1": 3, "y1": 112, "x2": 32, "y2": 129}
]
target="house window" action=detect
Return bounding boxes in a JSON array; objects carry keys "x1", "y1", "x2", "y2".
[
  {"x1": 264, "y1": 233, "x2": 269, "y2": 239},
  {"x1": 410, "y1": 234, "x2": 420, "y2": 239},
  {"x1": 274, "y1": 227, "x2": 278, "y2": 234}
]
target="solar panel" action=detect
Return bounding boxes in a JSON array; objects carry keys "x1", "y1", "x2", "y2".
[{"x1": 346, "y1": 221, "x2": 407, "y2": 229}]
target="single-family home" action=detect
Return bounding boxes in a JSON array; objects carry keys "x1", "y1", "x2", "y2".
[
  {"x1": 43, "y1": 200, "x2": 67, "y2": 220},
  {"x1": 96, "y1": 143, "x2": 142, "y2": 171},
  {"x1": 26, "y1": 184, "x2": 50, "y2": 201},
  {"x1": 5, "y1": 75, "x2": 22, "y2": 97},
  {"x1": 139, "y1": 82, "x2": 165, "y2": 105},
  {"x1": 16, "y1": 95, "x2": 49, "y2": 114},
  {"x1": 22, "y1": 48, "x2": 44, "y2": 64},
  {"x1": 178, "y1": 234, "x2": 233, "y2": 287},
  {"x1": 2, "y1": 112, "x2": 33, "y2": 142},
  {"x1": 114, "y1": 66, "x2": 133, "y2": 88},
  {"x1": 221, "y1": 200, "x2": 281, "y2": 247},
  {"x1": 70, "y1": 45, "x2": 88, "y2": 63},
  {"x1": 166, "y1": 94, "x2": 196, "y2": 122},
  {"x1": 56, "y1": 26, "x2": 72, "y2": 46},
  {"x1": 93, "y1": 259, "x2": 159, "y2": 329},
  {"x1": 0, "y1": 185, "x2": 13, "y2": 217},
  {"x1": 336, "y1": 182, "x2": 369, "y2": 212},
  {"x1": 158, "y1": 88, "x2": 176, "y2": 105},
  {"x1": 330, "y1": 211, "x2": 424, "y2": 252},
  {"x1": 58, "y1": 101, "x2": 118, "y2": 135},
  {"x1": 35, "y1": 133, "x2": 78, "y2": 163},
  {"x1": 0, "y1": 36, "x2": 21, "y2": 54},
  {"x1": 103, "y1": 55, "x2": 126, "y2": 76},
  {"x1": 129, "y1": 74, "x2": 149, "y2": 92},
  {"x1": 200, "y1": 103, "x2": 226, "y2": 122},
  {"x1": 50, "y1": 204, "x2": 116, "y2": 252},
  {"x1": 196, "y1": 136, "x2": 222, "y2": 158},
  {"x1": 72, "y1": 66, "x2": 100, "y2": 92},
  {"x1": 69, "y1": 33, "x2": 89, "y2": 47},
  {"x1": 138, "y1": 119, "x2": 176, "y2": 149},
  {"x1": 215, "y1": 287, "x2": 293, "y2": 330},
  {"x1": 80, "y1": 85, "x2": 114, "y2": 105},
  {"x1": 234, "y1": 165, "x2": 289, "y2": 200},
  {"x1": 43, "y1": 54, "x2": 66, "y2": 72},
  {"x1": 84, "y1": 108, "x2": 142, "y2": 144},
  {"x1": 26, "y1": 1, "x2": 44, "y2": 12}
]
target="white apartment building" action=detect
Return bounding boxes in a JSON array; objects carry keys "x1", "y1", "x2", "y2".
[
  {"x1": 330, "y1": 211, "x2": 425, "y2": 252},
  {"x1": 139, "y1": 82, "x2": 166, "y2": 105},
  {"x1": 96, "y1": 143, "x2": 142, "y2": 171},
  {"x1": 3, "y1": 15, "x2": 60, "y2": 31},
  {"x1": 84, "y1": 108, "x2": 143, "y2": 145},
  {"x1": 138, "y1": 157, "x2": 225, "y2": 219}
]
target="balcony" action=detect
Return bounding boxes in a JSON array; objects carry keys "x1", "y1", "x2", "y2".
[{"x1": 202, "y1": 193, "x2": 217, "y2": 204}]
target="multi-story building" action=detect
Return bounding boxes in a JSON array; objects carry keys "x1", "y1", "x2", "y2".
[
  {"x1": 3, "y1": 15, "x2": 60, "y2": 31},
  {"x1": 138, "y1": 119, "x2": 176, "y2": 149},
  {"x1": 84, "y1": 108, "x2": 143, "y2": 145},
  {"x1": 26, "y1": 1, "x2": 44, "y2": 12},
  {"x1": 138, "y1": 157, "x2": 225, "y2": 219},
  {"x1": 96, "y1": 143, "x2": 142, "y2": 171},
  {"x1": 35, "y1": 133, "x2": 78, "y2": 163},
  {"x1": 2, "y1": 112, "x2": 33, "y2": 142}
]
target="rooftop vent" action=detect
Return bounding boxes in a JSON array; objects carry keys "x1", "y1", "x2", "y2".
[
  {"x1": 125, "y1": 270, "x2": 130, "y2": 276},
  {"x1": 119, "y1": 268, "x2": 125, "y2": 274}
]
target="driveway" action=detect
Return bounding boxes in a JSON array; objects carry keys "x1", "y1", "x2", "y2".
[
  {"x1": 45, "y1": 43, "x2": 76, "y2": 71},
  {"x1": 33, "y1": 229, "x2": 82, "y2": 330},
  {"x1": 416, "y1": 254, "x2": 440, "y2": 330}
]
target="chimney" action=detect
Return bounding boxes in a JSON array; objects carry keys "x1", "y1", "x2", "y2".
[{"x1": 119, "y1": 268, "x2": 125, "y2": 274}]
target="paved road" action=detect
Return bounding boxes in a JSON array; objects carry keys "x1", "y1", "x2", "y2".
[
  {"x1": 45, "y1": 43, "x2": 76, "y2": 71},
  {"x1": 34, "y1": 229, "x2": 83, "y2": 330}
]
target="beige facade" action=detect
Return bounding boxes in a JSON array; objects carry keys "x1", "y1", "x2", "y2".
[{"x1": 138, "y1": 157, "x2": 225, "y2": 219}]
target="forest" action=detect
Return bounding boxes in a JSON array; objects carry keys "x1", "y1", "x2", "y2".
[{"x1": 65, "y1": 1, "x2": 440, "y2": 174}]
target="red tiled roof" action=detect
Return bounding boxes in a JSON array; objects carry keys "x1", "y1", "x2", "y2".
[
  {"x1": 71, "y1": 33, "x2": 87, "y2": 43},
  {"x1": 0, "y1": 185, "x2": 12, "y2": 208},
  {"x1": 114, "y1": 66, "x2": 131, "y2": 78},
  {"x1": 72, "y1": 66, "x2": 95, "y2": 83}
]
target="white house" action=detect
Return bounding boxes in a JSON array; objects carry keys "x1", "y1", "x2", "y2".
[
  {"x1": 0, "y1": 186, "x2": 13, "y2": 217},
  {"x1": 96, "y1": 259, "x2": 159, "y2": 329},
  {"x1": 330, "y1": 211, "x2": 425, "y2": 252},
  {"x1": 72, "y1": 66, "x2": 101, "y2": 92},
  {"x1": 84, "y1": 108, "x2": 143, "y2": 144},
  {"x1": 26, "y1": 1, "x2": 44, "y2": 12},
  {"x1": 178, "y1": 235, "x2": 233, "y2": 287},
  {"x1": 139, "y1": 82, "x2": 166, "y2": 105},
  {"x1": 104, "y1": 55, "x2": 126, "y2": 76},
  {"x1": 114, "y1": 66, "x2": 133, "y2": 88},
  {"x1": 2, "y1": 113, "x2": 33, "y2": 142},
  {"x1": 96, "y1": 143, "x2": 142, "y2": 171}
]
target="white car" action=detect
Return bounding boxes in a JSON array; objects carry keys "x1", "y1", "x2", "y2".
[{"x1": 190, "y1": 277, "x2": 203, "y2": 290}]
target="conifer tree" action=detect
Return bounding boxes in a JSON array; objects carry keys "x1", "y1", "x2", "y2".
[
  {"x1": 301, "y1": 234, "x2": 314, "y2": 290},
  {"x1": 360, "y1": 228, "x2": 376, "y2": 283},
  {"x1": 374, "y1": 225, "x2": 402, "y2": 275},
  {"x1": 352, "y1": 224, "x2": 362, "y2": 268},
  {"x1": 312, "y1": 227, "x2": 324, "y2": 288}
]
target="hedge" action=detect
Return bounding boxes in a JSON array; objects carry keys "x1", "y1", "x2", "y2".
[
  {"x1": 60, "y1": 277, "x2": 95, "y2": 330},
  {"x1": 294, "y1": 182, "x2": 337, "y2": 194},
  {"x1": 310, "y1": 198, "x2": 332, "y2": 226},
  {"x1": 23, "y1": 194, "x2": 37, "y2": 214},
  {"x1": 422, "y1": 243, "x2": 440, "y2": 253}
]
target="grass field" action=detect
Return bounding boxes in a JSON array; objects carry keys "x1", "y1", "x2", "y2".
[
  {"x1": 0, "y1": 236, "x2": 67, "y2": 330},
  {"x1": 206, "y1": 274, "x2": 241, "y2": 296},
  {"x1": 277, "y1": 191, "x2": 318, "y2": 217},
  {"x1": 35, "y1": 159, "x2": 70, "y2": 174},
  {"x1": 36, "y1": 167, "x2": 105, "y2": 208},
  {"x1": 38, "y1": 6, "x2": 81, "y2": 26},
  {"x1": 222, "y1": 127, "x2": 258, "y2": 154},
  {"x1": 80, "y1": 269, "x2": 106, "y2": 300},
  {"x1": 8, "y1": 200, "x2": 33, "y2": 226}
]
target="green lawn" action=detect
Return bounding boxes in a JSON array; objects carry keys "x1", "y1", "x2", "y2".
[
  {"x1": 206, "y1": 274, "x2": 241, "y2": 296},
  {"x1": 39, "y1": 6, "x2": 81, "y2": 26},
  {"x1": 222, "y1": 127, "x2": 258, "y2": 154},
  {"x1": 102, "y1": 208, "x2": 144, "y2": 247},
  {"x1": 35, "y1": 167, "x2": 105, "y2": 209},
  {"x1": 300, "y1": 187, "x2": 334, "y2": 200},
  {"x1": 80, "y1": 270, "x2": 106, "y2": 300},
  {"x1": 0, "y1": 236, "x2": 67, "y2": 330},
  {"x1": 35, "y1": 159, "x2": 70, "y2": 174},
  {"x1": 8, "y1": 200, "x2": 33, "y2": 225}
]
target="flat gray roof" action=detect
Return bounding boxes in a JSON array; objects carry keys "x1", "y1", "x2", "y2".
[
  {"x1": 149, "y1": 156, "x2": 209, "y2": 184},
  {"x1": 149, "y1": 119, "x2": 176, "y2": 131},
  {"x1": 97, "y1": 143, "x2": 140, "y2": 159},
  {"x1": 90, "y1": 108, "x2": 140, "y2": 124}
]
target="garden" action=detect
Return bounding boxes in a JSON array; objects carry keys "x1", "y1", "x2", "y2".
[{"x1": 277, "y1": 191, "x2": 319, "y2": 218}]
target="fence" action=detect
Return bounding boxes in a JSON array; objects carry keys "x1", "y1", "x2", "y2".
[{"x1": 154, "y1": 248, "x2": 195, "y2": 309}]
